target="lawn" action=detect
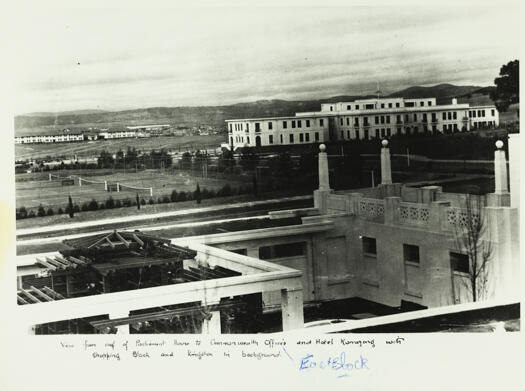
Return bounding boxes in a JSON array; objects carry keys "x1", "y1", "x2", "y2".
[{"x1": 16, "y1": 168, "x2": 250, "y2": 211}]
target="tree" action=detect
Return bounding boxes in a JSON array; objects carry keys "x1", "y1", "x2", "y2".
[
  {"x1": 136, "y1": 193, "x2": 140, "y2": 210},
  {"x1": 452, "y1": 193, "x2": 493, "y2": 302},
  {"x1": 37, "y1": 205, "x2": 46, "y2": 217},
  {"x1": 68, "y1": 195, "x2": 74, "y2": 218},
  {"x1": 194, "y1": 183, "x2": 202, "y2": 204},
  {"x1": 490, "y1": 60, "x2": 519, "y2": 112}
]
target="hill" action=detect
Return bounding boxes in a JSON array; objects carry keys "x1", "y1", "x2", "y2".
[{"x1": 15, "y1": 83, "x2": 495, "y2": 136}]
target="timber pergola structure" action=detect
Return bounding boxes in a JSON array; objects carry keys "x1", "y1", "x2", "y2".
[{"x1": 17, "y1": 232, "x2": 304, "y2": 335}]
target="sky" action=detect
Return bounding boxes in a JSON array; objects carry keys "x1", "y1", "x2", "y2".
[{"x1": 5, "y1": 5, "x2": 521, "y2": 114}]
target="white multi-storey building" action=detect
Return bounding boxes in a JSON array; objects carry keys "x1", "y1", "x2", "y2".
[
  {"x1": 226, "y1": 97, "x2": 499, "y2": 148},
  {"x1": 15, "y1": 132, "x2": 85, "y2": 144}
]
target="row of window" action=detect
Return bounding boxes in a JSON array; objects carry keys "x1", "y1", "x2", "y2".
[
  {"x1": 362, "y1": 237, "x2": 469, "y2": 273},
  {"x1": 232, "y1": 132, "x2": 320, "y2": 145},
  {"x1": 469, "y1": 109, "x2": 494, "y2": 118},
  {"x1": 330, "y1": 100, "x2": 434, "y2": 112},
  {"x1": 340, "y1": 123, "x2": 463, "y2": 140},
  {"x1": 229, "y1": 118, "x2": 323, "y2": 132},
  {"x1": 340, "y1": 111, "x2": 463, "y2": 126}
]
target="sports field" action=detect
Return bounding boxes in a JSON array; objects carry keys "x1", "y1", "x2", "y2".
[{"x1": 16, "y1": 169, "x2": 249, "y2": 210}]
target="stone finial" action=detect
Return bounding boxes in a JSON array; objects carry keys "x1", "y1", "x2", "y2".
[
  {"x1": 381, "y1": 139, "x2": 389, "y2": 148},
  {"x1": 319, "y1": 143, "x2": 326, "y2": 152},
  {"x1": 495, "y1": 140, "x2": 504, "y2": 149}
]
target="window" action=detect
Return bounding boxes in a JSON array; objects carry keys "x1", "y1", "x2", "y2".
[
  {"x1": 247, "y1": 136, "x2": 250, "y2": 144},
  {"x1": 280, "y1": 134, "x2": 283, "y2": 143},
  {"x1": 246, "y1": 123, "x2": 250, "y2": 131},
  {"x1": 405, "y1": 102, "x2": 415, "y2": 107},
  {"x1": 380, "y1": 116, "x2": 385, "y2": 124},
  {"x1": 341, "y1": 130, "x2": 344, "y2": 139},
  {"x1": 289, "y1": 134, "x2": 294, "y2": 143},
  {"x1": 428, "y1": 101, "x2": 432, "y2": 106},
  {"x1": 355, "y1": 105, "x2": 360, "y2": 110},
  {"x1": 340, "y1": 118, "x2": 344, "y2": 126},
  {"x1": 283, "y1": 121, "x2": 287, "y2": 129},
  {"x1": 453, "y1": 112, "x2": 457, "y2": 120},
  {"x1": 291, "y1": 120, "x2": 296, "y2": 128},
  {"x1": 420, "y1": 101, "x2": 424, "y2": 107},
  {"x1": 255, "y1": 123, "x2": 260, "y2": 131},
  {"x1": 375, "y1": 129, "x2": 379, "y2": 138},
  {"x1": 362, "y1": 237, "x2": 377, "y2": 256},
  {"x1": 450, "y1": 252, "x2": 469, "y2": 273},
  {"x1": 381, "y1": 128, "x2": 385, "y2": 137},
  {"x1": 299, "y1": 133, "x2": 304, "y2": 142},
  {"x1": 315, "y1": 132, "x2": 319, "y2": 141},
  {"x1": 229, "y1": 124, "x2": 232, "y2": 131},
  {"x1": 432, "y1": 113, "x2": 437, "y2": 121},
  {"x1": 269, "y1": 135, "x2": 273, "y2": 144},
  {"x1": 405, "y1": 114, "x2": 409, "y2": 122},
  {"x1": 347, "y1": 105, "x2": 351, "y2": 110},
  {"x1": 346, "y1": 117, "x2": 350, "y2": 126},
  {"x1": 381, "y1": 103, "x2": 385, "y2": 108},
  {"x1": 388, "y1": 103, "x2": 392, "y2": 108},
  {"x1": 403, "y1": 244, "x2": 420, "y2": 264},
  {"x1": 366, "y1": 104, "x2": 374, "y2": 109},
  {"x1": 354, "y1": 117, "x2": 359, "y2": 126},
  {"x1": 482, "y1": 110, "x2": 486, "y2": 117},
  {"x1": 363, "y1": 129, "x2": 368, "y2": 139},
  {"x1": 319, "y1": 119, "x2": 324, "y2": 126},
  {"x1": 386, "y1": 116, "x2": 391, "y2": 124},
  {"x1": 259, "y1": 242, "x2": 306, "y2": 260},
  {"x1": 305, "y1": 133, "x2": 310, "y2": 142},
  {"x1": 396, "y1": 102, "x2": 400, "y2": 108},
  {"x1": 364, "y1": 117, "x2": 369, "y2": 126},
  {"x1": 413, "y1": 113, "x2": 417, "y2": 121},
  {"x1": 306, "y1": 120, "x2": 310, "y2": 127},
  {"x1": 448, "y1": 112, "x2": 452, "y2": 120},
  {"x1": 423, "y1": 113, "x2": 427, "y2": 122},
  {"x1": 268, "y1": 122, "x2": 273, "y2": 130},
  {"x1": 298, "y1": 120, "x2": 302, "y2": 128},
  {"x1": 330, "y1": 106, "x2": 333, "y2": 111},
  {"x1": 491, "y1": 109, "x2": 495, "y2": 116},
  {"x1": 355, "y1": 129, "x2": 360, "y2": 139},
  {"x1": 347, "y1": 130, "x2": 350, "y2": 139},
  {"x1": 375, "y1": 116, "x2": 379, "y2": 124},
  {"x1": 387, "y1": 128, "x2": 391, "y2": 136},
  {"x1": 396, "y1": 115, "x2": 401, "y2": 123},
  {"x1": 442, "y1": 112, "x2": 446, "y2": 120}
]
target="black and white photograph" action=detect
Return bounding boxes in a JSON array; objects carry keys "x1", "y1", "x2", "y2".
[{"x1": 1, "y1": 2, "x2": 523, "y2": 390}]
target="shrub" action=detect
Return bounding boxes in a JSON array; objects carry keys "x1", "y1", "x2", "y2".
[
  {"x1": 140, "y1": 198, "x2": 146, "y2": 206},
  {"x1": 105, "y1": 197, "x2": 115, "y2": 209},
  {"x1": 177, "y1": 191, "x2": 187, "y2": 202},
  {"x1": 37, "y1": 205, "x2": 46, "y2": 217},
  {"x1": 57, "y1": 207, "x2": 64, "y2": 215},
  {"x1": 28, "y1": 210, "x2": 36, "y2": 218},
  {"x1": 115, "y1": 199, "x2": 122, "y2": 208},
  {"x1": 88, "y1": 199, "x2": 99, "y2": 211},
  {"x1": 98, "y1": 204, "x2": 105, "y2": 210},
  {"x1": 17, "y1": 207, "x2": 28, "y2": 219},
  {"x1": 171, "y1": 190, "x2": 178, "y2": 202},
  {"x1": 46, "y1": 208, "x2": 54, "y2": 216},
  {"x1": 148, "y1": 198, "x2": 155, "y2": 205},
  {"x1": 123, "y1": 198, "x2": 132, "y2": 207},
  {"x1": 217, "y1": 184, "x2": 233, "y2": 197},
  {"x1": 81, "y1": 203, "x2": 89, "y2": 212},
  {"x1": 194, "y1": 184, "x2": 202, "y2": 204},
  {"x1": 162, "y1": 195, "x2": 170, "y2": 203}
]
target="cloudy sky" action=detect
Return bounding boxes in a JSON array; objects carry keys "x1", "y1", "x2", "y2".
[{"x1": 7, "y1": 5, "x2": 520, "y2": 114}]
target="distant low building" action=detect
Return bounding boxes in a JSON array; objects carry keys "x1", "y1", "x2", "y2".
[
  {"x1": 98, "y1": 130, "x2": 137, "y2": 139},
  {"x1": 15, "y1": 132, "x2": 85, "y2": 144}
]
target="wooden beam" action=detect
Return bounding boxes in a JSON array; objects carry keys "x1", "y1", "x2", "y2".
[
  {"x1": 17, "y1": 295, "x2": 29, "y2": 305},
  {"x1": 54, "y1": 255, "x2": 76, "y2": 268},
  {"x1": 114, "y1": 231, "x2": 131, "y2": 248},
  {"x1": 45, "y1": 257, "x2": 65, "y2": 269},
  {"x1": 132, "y1": 234, "x2": 144, "y2": 247},
  {"x1": 105, "y1": 237, "x2": 115, "y2": 248},
  {"x1": 41, "y1": 286, "x2": 65, "y2": 300},
  {"x1": 29, "y1": 286, "x2": 55, "y2": 302},
  {"x1": 19, "y1": 289, "x2": 42, "y2": 303},
  {"x1": 36, "y1": 258, "x2": 57, "y2": 271},
  {"x1": 88, "y1": 233, "x2": 112, "y2": 249},
  {"x1": 68, "y1": 256, "x2": 86, "y2": 266},
  {"x1": 78, "y1": 255, "x2": 92, "y2": 264}
]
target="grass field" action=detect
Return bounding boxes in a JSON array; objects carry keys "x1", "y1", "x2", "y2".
[
  {"x1": 15, "y1": 134, "x2": 226, "y2": 160},
  {"x1": 16, "y1": 168, "x2": 249, "y2": 210}
]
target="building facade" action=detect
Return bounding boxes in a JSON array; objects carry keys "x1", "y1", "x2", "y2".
[
  {"x1": 226, "y1": 97, "x2": 499, "y2": 149},
  {"x1": 15, "y1": 132, "x2": 85, "y2": 144}
]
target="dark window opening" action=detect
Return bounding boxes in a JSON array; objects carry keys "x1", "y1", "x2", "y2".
[
  {"x1": 362, "y1": 237, "x2": 377, "y2": 256},
  {"x1": 259, "y1": 242, "x2": 306, "y2": 260},
  {"x1": 450, "y1": 252, "x2": 469, "y2": 274},
  {"x1": 403, "y1": 244, "x2": 420, "y2": 264}
]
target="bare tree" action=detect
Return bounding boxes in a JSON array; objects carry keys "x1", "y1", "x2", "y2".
[{"x1": 453, "y1": 193, "x2": 493, "y2": 302}]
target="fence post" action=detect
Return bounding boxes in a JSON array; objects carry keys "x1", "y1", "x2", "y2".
[
  {"x1": 117, "y1": 182, "x2": 120, "y2": 192},
  {"x1": 104, "y1": 181, "x2": 107, "y2": 191},
  {"x1": 48, "y1": 173, "x2": 52, "y2": 181},
  {"x1": 150, "y1": 187, "x2": 153, "y2": 197},
  {"x1": 79, "y1": 177, "x2": 82, "y2": 187}
]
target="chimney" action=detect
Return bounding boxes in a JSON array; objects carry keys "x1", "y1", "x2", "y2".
[
  {"x1": 380, "y1": 139, "x2": 392, "y2": 185},
  {"x1": 494, "y1": 140, "x2": 509, "y2": 194},
  {"x1": 452, "y1": 98, "x2": 457, "y2": 105},
  {"x1": 318, "y1": 144, "x2": 331, "y2": 190}
]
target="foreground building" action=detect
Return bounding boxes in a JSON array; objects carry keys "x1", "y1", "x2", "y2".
[
  {"x1": 226, "y1": 97, "x2": 499, "y2": 149},
  {"x1": 16, "y1": 135, "x2": 519, "y2": 334}
]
